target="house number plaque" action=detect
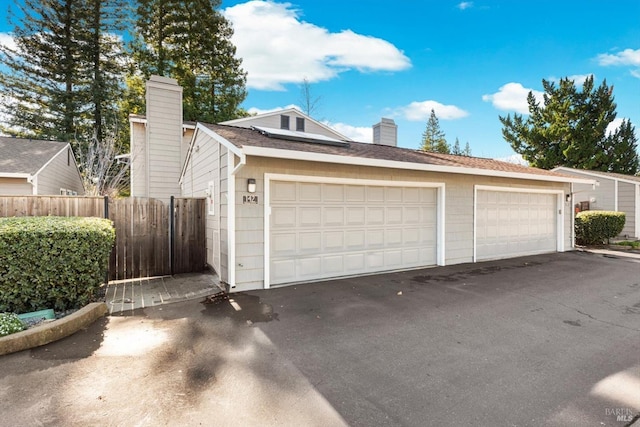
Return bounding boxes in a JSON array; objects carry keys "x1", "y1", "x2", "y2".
[{"x1": 243, "y1": 195, "x2": 259, "y2": 204}]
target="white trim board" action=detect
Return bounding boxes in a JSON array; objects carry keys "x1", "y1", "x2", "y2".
[
  {"x1": 473, "y1": 185, "x2": 565, "y2": 262},
  {"x1": 243, "y1": 146, "x2": 594, "y2": 185},
  {"x1": 263, "y1": 173, "x2": 446, "y2": 289}
]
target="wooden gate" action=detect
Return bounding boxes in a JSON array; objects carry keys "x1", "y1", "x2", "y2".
[{"x1": 0, "y1": 196, "x2": 206, "y2": 281}]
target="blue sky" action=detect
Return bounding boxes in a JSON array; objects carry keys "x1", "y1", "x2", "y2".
[{"x1": 1, "y1": 1, "x2": 639, "y2": 160}]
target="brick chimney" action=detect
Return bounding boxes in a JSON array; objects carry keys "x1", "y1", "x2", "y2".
[{"x1": 373, "y1": 118, "x2": 397, "y2": 146}]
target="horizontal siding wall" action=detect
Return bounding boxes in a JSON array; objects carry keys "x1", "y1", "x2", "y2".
[
  {"x1": 618, "y1": 181, "x2": 636, "y2": 238},
  {"x1": 0, "y1": 177, "x2": 33, "y2": 195},
  {"x1": 181, "y1": 131, "x2": 224, "y2": 279},
  {"x1": 37, "y1": 147, "x2": 84, "y2": 195},
  {"x1": 231, "y1": 157, "x2": 570, "y2": 292}
]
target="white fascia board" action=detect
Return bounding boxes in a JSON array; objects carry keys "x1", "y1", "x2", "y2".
[
  {"x1": 179, "y1": 124, "x2": 245, "y2": 183},
  {"x1": 130, "y1": 116, "x2": 147, "y2": 124},
  {"x1": 552, "y1": 166, "x2": 640, "y2": 186},
  {"x1": 242, "y1": 146, "x2": 595, "y2": 185},
  {"x1": 0, "y1": 172, "x2": 31, "y2": 178}
]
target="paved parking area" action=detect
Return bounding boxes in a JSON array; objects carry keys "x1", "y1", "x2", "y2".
[{"x1": 0, "y1": 250, "x2": 639, "y2": 426}]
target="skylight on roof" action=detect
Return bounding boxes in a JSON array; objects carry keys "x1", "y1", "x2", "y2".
[{"x1": 252, "y1": 126, "x2": 349, "y2": 147}]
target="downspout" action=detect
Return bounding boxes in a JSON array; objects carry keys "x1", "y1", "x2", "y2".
[
  {"x1": 227, "y1": 152, "x2": 246, "y2": 290},
  {"x1": 27, "y1": 175, "x2": 37, "y2": 195}
]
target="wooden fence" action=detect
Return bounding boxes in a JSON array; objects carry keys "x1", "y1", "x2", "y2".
[{"x1": 0, "y1": 195, "x2": 206, "y2": 281}]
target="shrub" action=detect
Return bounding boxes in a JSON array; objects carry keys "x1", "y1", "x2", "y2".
[
  {"x1": 575, "y1": 211, "x2": 625, "y2": 245},
  {"x1": 0, "y1": 312, "x2": 25, "y2": 337},
  {"x1": 0, "y1": 216, "x2": 115, "y2": 313}
]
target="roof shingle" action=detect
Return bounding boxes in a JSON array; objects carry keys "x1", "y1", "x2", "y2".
[{"x1": 0, "y1": 137, "x2": 68, "y2": 175}]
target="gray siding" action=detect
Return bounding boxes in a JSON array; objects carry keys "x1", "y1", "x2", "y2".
[
  {"x1": 230, "y1": 157, "x2": 570, "y2": 292},
  {"x1": 0, "y1": 177, "x2": 33, "y2": 195},
  {"x1": 130, "y1": 121, "x2": 147, "y2": 197},
  {"x1": 618, "y1": 181, "x2": 636, "y2": 238},
  {"x1": 36, "y1": 146, "x2": 84, "y2": 195},
  {"x1": 182, "y1": 131, "x2": 222, "y2": 277},
  {"x1": 146, "y1": 76, "x2": 183, "y2": 202},
  {"x1": 560, "y1": 170, "x2": 616, "y2": 211}
]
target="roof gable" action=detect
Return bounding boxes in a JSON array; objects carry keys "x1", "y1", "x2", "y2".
[
  {"x1": 0, "y1": 137, "x2": 69, "y2": 175},
  {"x1": 219, "y1": 108, "x2": 351, "y2": 141}
]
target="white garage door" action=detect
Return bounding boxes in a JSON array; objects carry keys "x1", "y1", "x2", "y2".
[
  {"x1": 476, "y1": 190, "x2": 557, "y2": 261},
  {"x1": 269, "y1": 181, "x2": 438, "y2": 285}
]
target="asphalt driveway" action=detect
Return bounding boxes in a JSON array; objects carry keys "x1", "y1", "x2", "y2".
[{"x1": 1, "y1": 251, "x2": 639, "y2": 426}]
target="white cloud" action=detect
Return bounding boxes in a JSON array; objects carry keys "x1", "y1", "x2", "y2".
[
  {"x1": 482, "y1": 82, "x2": 544, "y2": 114},
  {"x1": 494, "y1": 153, "x2": 528, "y2": 166},
  {"x1": 549, "y1": 74, "x2": 594, "y2": 86},
  {"x1": 457, "y1": 2, "x2": 474, "y2": 10},
  {"x1": 399, "y1": 100, "x2": 469, "y2": 121},
  {"x1": 597, "y1": 48, "x2": 640, "y2": 66},
  {"x1": 223, "y1": 1, "x2": 411, "y2": 90},
  {"x1": 606, "y1": 118, "x2": 624, "y2": 136},
  {"x1": 0, "y1": 33, "x2": 17, "y2": 51},
  {"x1": 597, "y1": 48, "x2": 640, "y2": 79},
  {"x1": 326, "y1": 122, "x2": 372, "y2": 142}
]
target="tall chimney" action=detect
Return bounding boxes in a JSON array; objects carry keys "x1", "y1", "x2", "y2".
[
  {"x1": 145, "y1": 75, "x2": 183, "y2": 201},
  {"x1": 373, "y1": 118, "x2": 397, "y2": 147}
]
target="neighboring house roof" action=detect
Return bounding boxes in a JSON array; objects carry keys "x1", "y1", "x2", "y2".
[
  {"x1": 552, "y1": 166, "x2": 640, "y2": 185},
  {"x1": 182, "y1": 123, "x2": 594, "y2": 185},
  {"x1": 220, "y1": 107, "x2": 352, "y2": 141},
  {"x1": 0, "y1": 137, "x2": 69, "y2": 176}
]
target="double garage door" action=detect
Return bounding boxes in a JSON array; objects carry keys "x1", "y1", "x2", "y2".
[
  {"x1": 476, "y1": 189, "x2": 558, "y2": 261},
  {"x1": 269, "y1": 181, "x2": 439, "y2": 285}
]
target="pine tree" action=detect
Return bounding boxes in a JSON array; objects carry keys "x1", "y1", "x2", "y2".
[
  {"x1": 130, "y1": 0, "x2": 247, "y2": 123},
  {"x1": 500, "y1": 76, "x2": 639, "y2": 174},
  {"x1": 463, "y1": 142, "x2": 472, "y2": 157},
  {"x1": 0, "y1": 0, "x2": 127, "y2": 151},
  {"x1": 451, "y1": 138, "x2": 462, "y2": 155},
  {"x1": 420, "y1": 109, "x2": 450, "y2": 154}
]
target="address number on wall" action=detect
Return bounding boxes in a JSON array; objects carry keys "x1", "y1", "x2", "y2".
[{"x1": 243, "y1": 195, "x2": 259, "y2": 204}]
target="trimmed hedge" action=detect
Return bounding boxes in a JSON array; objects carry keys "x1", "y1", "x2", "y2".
[
  {"x1": 0, "y1": 216, "x2": 115, "y2": 313},
  {"x1": 575, "y1": 211, "x2": 625, "y2": 245}
]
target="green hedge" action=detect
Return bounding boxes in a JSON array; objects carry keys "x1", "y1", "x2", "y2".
[
  {"x1": 0, "y1": 216, "x2": 115, "y2": 313},
  {"x1": 575, "y1": 211, "x2": 625, "y2": 245}
]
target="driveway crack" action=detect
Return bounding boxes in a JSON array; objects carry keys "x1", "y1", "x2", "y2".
[{"x1": 511, "y1": 291, "x2": 640, "y2": 332}]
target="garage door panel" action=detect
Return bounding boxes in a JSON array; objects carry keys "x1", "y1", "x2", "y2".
[
  {"x1": 346, "y1": 207, "x2": 366, "y2": 225},
  {"x1": 324, "y1": 207, "x2": 344, "y2": 226},
  {"x1": 271, "y1": 182, "x2": 438, "y2": 285},
  {"x1": 272, "y1": 207, "x2": 296, "y2": 228},
  {"x1": 346, "y1": 229, "x2": 366, "y2": 249},
  {"x1": 300, "y1": 207, "x2": 321, "y2": 227},
  {"x1": 299, "y1": 232, "x2": 321, "y2": 252},
  {"x1": 272, "y1": 233, "x2": 296, "y2": 255},
  {"x1": 477, "y1": 190, "x2": 557, "y2": 261},
  {"x1": 367, "y1": 207, "x2": 385, "y2": 225},
  {"x1": 299, "y1": 183, "x2": 322, "y2": 201}
]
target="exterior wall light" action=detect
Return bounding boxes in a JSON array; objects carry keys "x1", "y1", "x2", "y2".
[{"x1": 247, "y1": 178, "x2": 256, "y2": 193}]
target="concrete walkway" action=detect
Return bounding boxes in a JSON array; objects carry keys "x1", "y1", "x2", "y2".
[{"x1": 104, "y1": 271, "x2": 223, "y2": 315}]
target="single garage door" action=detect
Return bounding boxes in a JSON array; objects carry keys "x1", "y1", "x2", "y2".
[
  {"x1": 269, "y1": 181, "x2": 438, "y2": 285},
  {"x1": 476, "y1": 189, "x2": 557, "y2": 261}
]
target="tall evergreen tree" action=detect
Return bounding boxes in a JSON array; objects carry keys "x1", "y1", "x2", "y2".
[
  {"x1": 0, "y1": 0, "x2": 127, "y2": 151},
  {"x1": 451, "y1": 137, "x2": 462, "y2": 155},
  {"x1": 463, "y1": 141, "x2": 472, "y2": 157},
  {"x1": 130, "y1": 0, "x2": 247, "y2": 123},
  {"x1": 500, "y1": 76, "x2": 639, "y2": 174},
  {"x1": 420, "y1": 109, "x2": 450, "y2": 154}
]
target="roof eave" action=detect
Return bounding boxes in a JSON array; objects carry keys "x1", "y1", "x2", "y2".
[{"x1": 241, "y1": 146, "x2": 596, "y2": 185}]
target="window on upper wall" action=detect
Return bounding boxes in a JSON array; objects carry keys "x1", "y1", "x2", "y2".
[
  {"x1": 280, "y1": 115, "x2": 290, "y2": 130},
  {"x1": 67, "y1": 148, "x2": 70, "y2": 166},
  {"x1": 296, "y1": 117, "x2": 305, "y2": 132}
]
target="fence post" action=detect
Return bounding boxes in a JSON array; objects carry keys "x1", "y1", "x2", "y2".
[
  {"x1": 104, "y1": 196, "x2": 110, "y2": 285},
  {"x1": 170, "y1": 196, "x2": 175, "y2": 276}
]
